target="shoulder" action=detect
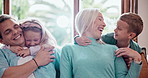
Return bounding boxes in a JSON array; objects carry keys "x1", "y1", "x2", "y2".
[
  {"x1": 0, "y1": 49, "x2": 12, "y2": 54},
  {"x1": 101, "y1": 33, "x2": 117, "y2": 45},
  {"x1": 103, "y1": 44, "x2": 118, "y2": 51},
  {"x1": 130, "y1": 40, "x2": 141, "y2": 53},
  {"x1": 61, "y1": 44, "x2": 80, "y2": 55},
  {"x1": 62, "y1": 43, "x2": 78, "y2": 50}
]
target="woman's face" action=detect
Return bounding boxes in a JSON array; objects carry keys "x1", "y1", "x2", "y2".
[{"x1": 87, "y1": 13, "x2": 106, "y2": 39}]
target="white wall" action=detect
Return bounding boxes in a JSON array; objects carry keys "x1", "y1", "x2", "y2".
[{"x1": 138, "y1": 0, "x2": 148, "y2": 54}]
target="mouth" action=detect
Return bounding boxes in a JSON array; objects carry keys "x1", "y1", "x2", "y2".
[
  {"x1": 13, "y1": 34, "x2": 22, "y2": 40},
  {"x1": 114, "y1": 33, "x2": 118, "y2": 37},
  {"x1": 98, "y1": 27, "x2": 104, "y2": 32}
]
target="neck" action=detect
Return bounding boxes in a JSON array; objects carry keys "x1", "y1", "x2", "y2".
[
  {"x1": 116, "y1": 39, "x2": 130, "y2": 48},
  {"x1": 82, "y1": 32, "x2": 92, "y2": 38}
]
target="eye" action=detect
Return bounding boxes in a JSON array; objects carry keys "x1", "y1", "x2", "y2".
[
  {"x1": 117, "y1": 27, "x2": 122, "y2": 30},
  {"x1": 4, "y1": 29, "x2": 11, "y2": 35},
  {"x1": 26, "y1": 40, "x2": 31, "y2": 42},
  {"x1": 34, "y1": 39, "x2": 39, "y2": 42}
]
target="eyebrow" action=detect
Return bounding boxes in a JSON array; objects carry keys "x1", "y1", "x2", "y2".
[
  {"x1": 98, "y1": 16, "x2": 104, "y2": 20},
  {"x1": 14, "y1": 24, "x2": 19, "y2": 27},
  {"x1": 3, "y1": 24, "x2": 19, "y2": 34}
]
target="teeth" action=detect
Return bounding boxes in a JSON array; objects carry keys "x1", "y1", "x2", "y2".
[{"x1": 14, "y1": 35, "x2": 21, "y2": 40}]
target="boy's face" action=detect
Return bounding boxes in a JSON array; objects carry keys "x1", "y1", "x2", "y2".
[
  {"x1": 24, "y1": 30, "x2": 41, "y2": 47},
  {"x1": 114, "y1": 20, "x2": 131, "y2": 41},
  {"x1": 0, "y1": 19, "x2": 25, "y2": 46}
]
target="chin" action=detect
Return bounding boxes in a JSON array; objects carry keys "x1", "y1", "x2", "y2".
[{"x1": 114, "y1": 35, "x2": 118, "y2": 40}]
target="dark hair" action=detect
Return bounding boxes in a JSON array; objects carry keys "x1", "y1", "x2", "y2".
[
  {"x1": 0, "y1": 14, "x2": 15, "y2": 39},
  {"x1": 120, "y1": 13, "x2": 143, "y2": 37}
]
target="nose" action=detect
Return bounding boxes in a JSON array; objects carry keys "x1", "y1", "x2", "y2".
[
  {"x1": 102, "y1": 21, "x2": 106, "y2": 27},
  {"x1": 12, "y1": 29, "x2": 18, "y2": 35},
  {"x1": 30, "y1": 41, "x2": 36, "y2": 46},
  {"x1": 114, "y1": 28, "x2": 117, "y2": 32}
]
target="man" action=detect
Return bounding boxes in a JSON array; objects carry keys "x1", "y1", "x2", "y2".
[{"x1": 0, "y1": 14, "x2": 55, "y2": 78}]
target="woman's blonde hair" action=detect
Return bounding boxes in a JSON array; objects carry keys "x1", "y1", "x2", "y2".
[{"x1": 75, "y1": 8, "x2": 100, "y2": 36}]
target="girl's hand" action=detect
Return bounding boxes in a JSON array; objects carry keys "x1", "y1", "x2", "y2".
[
  {"x1": 10, "y1": 46, "x2": 23, "y2": 53},
  {"x1": 17, "y1": 49, "x2": 30, "y2": 58}
]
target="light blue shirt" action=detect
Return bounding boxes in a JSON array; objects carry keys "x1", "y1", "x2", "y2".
[
  {"x1": 0, "y1": 48, "x2": 61, "y2": 78},
  {"x1": 60, "y1": 37, "x2": 141, "y2": 78}
]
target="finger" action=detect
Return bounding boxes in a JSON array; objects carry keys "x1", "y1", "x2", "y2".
[
  {"x1": 85, "y1": 39, "x2": 92, "y2": 43},
  {"x1": 116, "y1": 52, "x2": 126, "y2": 57},
  {"x1": 50, "y1": 55, "x2": 55, "y2": 59},
  {"x1": 39, "y1": 46, "x2": 45, "y2": 52},
  {"x1": 115, "y1": 49, "x2": 126, "y2": 55},
  {"x1": 17, "y1": 52, "x2": 21, "y2": 56},
  {"x1": 49, "y1": 51, "x2": 54, "y2": 55},
  {"x1": 20, "y1": 53, "x2": 25, "y2": 57},
  {"x1": 23, "y1": 53, "x2": 28, "y2": 57},
  {"x1": 82, "y1": 43, "x2": 91, "y2": 46},
  {"x1": 115, "y1": 51, "x2": 122, "y2": 56},
  {"x1": 50, "y1": 59, "x2": 54, "y2": 62}
]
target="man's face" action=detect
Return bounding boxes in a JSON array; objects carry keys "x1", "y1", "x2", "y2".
[{"x1": 0, "y1": 19, "x2": 25, "y2": 46}]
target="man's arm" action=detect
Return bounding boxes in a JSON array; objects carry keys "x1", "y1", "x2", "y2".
[
  {"x1": 1, "y1": 47, "x2": 55, "y2": 78},
  {"x1": 2, "y1": 60, "x2": 38, "y2": 78}
]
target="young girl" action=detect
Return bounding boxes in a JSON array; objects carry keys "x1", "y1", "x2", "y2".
[{"x1": 3, "y1": 19, "x2": 60, "y2": 78}]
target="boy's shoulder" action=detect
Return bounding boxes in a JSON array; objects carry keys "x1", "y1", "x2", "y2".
[
  {"x1": 130, "y1": 40, "x2": 141, "y2": 53},
  {"x1": 101, "y1": 33, "x2": 117, "y2": 45}
]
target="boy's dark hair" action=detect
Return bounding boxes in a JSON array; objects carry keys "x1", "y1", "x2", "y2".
[
  {"x1": 120, "y1": 13, "x2": 143, "y2": 37},
  {"x1": 0, "y1": 14, "x2": 15, "y2": 39}
]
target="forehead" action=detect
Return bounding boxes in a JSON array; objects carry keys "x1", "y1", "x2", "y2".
[
  {"x1": 24, "y1": 30, "x2": 41, "y2": 35},
  {"x1": 117, "y1": 20, "x2": 129, "y2": 29},
  {"x1": 22, "y1": 22, "x2": 41, "y2": 28},
  {"x1": 24, "y1": 30, "x2": 41, "y2": 39},
  {"x1": 97, "y1": 12, "x2": 103, "y2": 18},
  {"x1": 0, "y1": 19, "x2": 18, "y2": 33}
]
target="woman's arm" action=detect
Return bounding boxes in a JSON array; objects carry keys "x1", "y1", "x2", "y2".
[
  {"x1": 60, "y1": 45, "x2": 73, "y2": 78},
  {"x1": 115, "y1": 54, "x2": 141, "y2": 78}
]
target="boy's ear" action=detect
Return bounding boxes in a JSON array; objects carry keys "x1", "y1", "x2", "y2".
[{"x1": 129, "y1": 32, "x2": 136, "y2": 39}]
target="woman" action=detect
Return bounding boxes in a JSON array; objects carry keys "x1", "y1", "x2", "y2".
[{"x1": 60, "y1": 8, "x2": 141, "y2": 78}]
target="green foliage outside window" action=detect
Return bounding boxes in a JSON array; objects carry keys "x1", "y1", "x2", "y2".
[
  {"x1": 0, "y1": 1, "x2": 2, "y2": 14},
  {"x1": 80, "y1": 0, "x2": 120, "y2": 34},
  {"x1": 0, "y1": 0, "x2": 120, "y2": 47},
  {"x1": 11, "y1": 0, "x2": 72, "y2": 47}
]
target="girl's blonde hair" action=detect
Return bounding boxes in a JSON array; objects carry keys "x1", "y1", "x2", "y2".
[
  {"x1": 20, "y1": 19, "x2": 57, "y2": 47},
  {"x1": 75, "y1": 8, "x2": 101, "y2": 36}
]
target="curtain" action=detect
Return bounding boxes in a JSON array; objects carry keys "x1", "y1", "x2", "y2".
[
  {"x1": 121, "y1": 0, "x2": 138, "y2": 42},
  {"x1": 121, "y1": 0, "x2": 138, "y2": 14}
]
